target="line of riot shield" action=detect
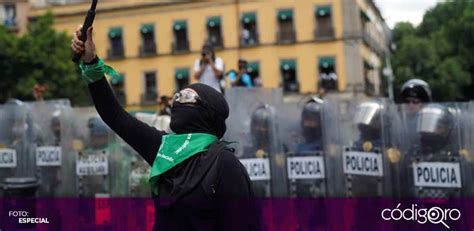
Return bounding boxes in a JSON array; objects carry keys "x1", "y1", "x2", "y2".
[
  {"x1": 399, "y1": 102, "x2": 469, "y2": 198},
  {"x1": 224, "y1": 87, "x2": 287, "y2": 197},
  {"x1": 277, "y1": 97, "x2": 327, "y2": 197},
  {"x1": 28, "y1": 100, "x2": 76, "y2": 197},
  {"x1": 72, "y1": 107, "x2": 130, "y2": 197}
]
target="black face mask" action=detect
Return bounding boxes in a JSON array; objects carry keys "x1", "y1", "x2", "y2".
[
  {"x1": 420, "y1": 134, "x2": 447, "y2": 153},
  {"x1": 169, "y1": 84, "x2": 229, "y2": 139},
  {"x1": 303, "y1": 126, "x2": 322, "y2": 142}
]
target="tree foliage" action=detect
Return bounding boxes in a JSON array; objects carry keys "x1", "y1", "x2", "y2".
[
  {"x1": 0, "y1": 12, "x2": 91, "y2": 105},
  {"x1": 391, "y1": 0, "x2": 474, "y2": 101}
]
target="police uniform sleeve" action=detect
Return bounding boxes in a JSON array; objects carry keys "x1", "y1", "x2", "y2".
[
  {"x1": 88, "y1": 77, "x2": 165, "y2": 166},
  {"x1": 215, "y1": 150, "x2": 261, "y2": 231}
]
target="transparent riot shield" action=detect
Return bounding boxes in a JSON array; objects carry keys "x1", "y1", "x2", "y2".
[
  {"x1": 277, "y1": 97, "x2": 327, "y2": 197},
  {"x1": 464, "y1": 102, "x2": 474, "y2": 197},
  {"x1": 224, "y1": 88, "x2": 286, "y2": 197},
  {"x1": 73, "y1": 107, "x2": 131, "y2": 197},
  {"x1": 399, "y1": 102, "x2": 467, "y2": 198},
  {"x1": 119, "y1": 137, "x2": 151, "y2": 197},
  {"x1": 28, "y1": 100, "x2": 76, "y2": 197},
  {"x1": 0, "y1": 101, "x2": 40, "y2": 189},
  {"x1": 324, "y1": 97, "x2": 394, "y2": 197}
]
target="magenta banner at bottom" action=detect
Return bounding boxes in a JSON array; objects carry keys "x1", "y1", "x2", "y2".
[{"x1": 0, "y1": 198, "x2": 473, "y2": 231}]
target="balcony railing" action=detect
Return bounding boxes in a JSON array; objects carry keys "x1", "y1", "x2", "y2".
[
  {"x1": 172, "y1": 40, "x2": 190, "y2": 54},
  {"x1": 276, "y1": 29, "x2": 296, "y2": 44},
  {"x1": 208, "y1": 35, "x2": 224, "y2": 49},
  {"x1": 139, "y1": 42, "x2": 157, "y2": 57},
  {"x1": 141, "y1": 91, "x2": 158, "y2": 105},
  {"x1": 282, "y1": 81, "x2": 300, "y2": 93},
  {"x1": 240, "y1": 31, "x2": 259, "y2": 47},
  {"x1": 107, "y1": 46, "x2": 125, "y2": 60},
  {"x1": 314, "y1": 26, "x2": 335, "y2": 40}
]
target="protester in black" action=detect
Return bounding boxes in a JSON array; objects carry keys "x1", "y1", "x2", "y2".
[{"x1": 72, "y1": 26, "x2": 259, "y2": 231}]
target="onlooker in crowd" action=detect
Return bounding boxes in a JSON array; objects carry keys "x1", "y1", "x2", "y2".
[
  {"x1": 157, "y1": 95, "x2": 172, "y2": 116},
  {"x1": 193, "y1": 44, "x2": 224, "y2": 93},
  {"x1": 228, "y1": 59, "x2": 253, "y2": 88}
]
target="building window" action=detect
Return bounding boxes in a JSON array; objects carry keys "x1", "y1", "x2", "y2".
[
  {"x1": 110, "y1": 73, "x2": 126, "y2": 106},
  {"x1": 140, "y1": 24, "x2": 157, "y2": 56},
  {"x1": 318, "y1": 57, "x2": 337, "y2": 91},
  {"x1": 172, "y1": 20, "x2": 190, "y2": 53},
  {"x1": 315, "y1": 6, "x2": 334, "y2": 39},
  {"x1": 3, "y1": 4, "x2": 17, "y2": 28},
  {"x1": 276, "y1": 9, "x2": 296, "y2": 44},
  {"x1": 363, "y1": 60, "x2": 375, "y2": 96},
  {"x1": 280, "y1": 59, "x2": 299, "y2": 93},
  {"x1": 360, "y1": 10, "x2": 371, "y2": 46},
  {"x1": 240, "y1": 12, "x2": 259, "y2": 46},
  {"x1": 175, "y1": 68, "x2": 190, "y2": 92},
  {"x1": 206, "y1": 16, "x2": 223, "y2": 48},
  {"x1": 107, "y1": 27, "x2": 125, "y2": 59},
  {"x1": 247, "y1": 62, "x2": 261, "y2": 87},
  {"x1": 141, "y1": 71, "x2": 158, "y2": 104}
]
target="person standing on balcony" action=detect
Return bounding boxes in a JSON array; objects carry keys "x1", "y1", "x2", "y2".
[{"x1": 193, "y1": 44, "x2": 225, "y2": 93}]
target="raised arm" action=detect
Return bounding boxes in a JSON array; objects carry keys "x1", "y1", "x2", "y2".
[{"x1": 71, "y1": 25, "x2": 165, "y2": 165}]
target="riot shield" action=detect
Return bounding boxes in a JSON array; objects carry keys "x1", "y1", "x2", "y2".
[
  {"x1": 225, "y1": 88, "x2": 286, "y2": 197},
  {"x1": 28, "y1": 100, "x2": 76, "y2": 197},
  {"x1": 73, "y1": 107, "x2": 131, "y2": 197},
  {"x1": 324, "y1": 97, "x2": 394, "y2": 197},
  {"x1": 0, "y1": 101, "x2": 39, "y2": 192},
  {"x1": 118, "y1": 137, "x2": 151, "y2": 197},
  {"x1": 399, "y1": 102, "x2": 468, "y2": 198},
  {"x1": 277, "y1": 97, "x2": 327, "y2": 197}
]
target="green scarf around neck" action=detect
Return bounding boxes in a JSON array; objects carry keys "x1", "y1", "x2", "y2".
[{"x1": 149, "y1": 133, "x2": 218, "y2": 195}]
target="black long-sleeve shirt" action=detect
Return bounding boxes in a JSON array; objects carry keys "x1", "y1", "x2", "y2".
[{"x1": 88, "y1": 76, "x2": 260, "y2": 231}]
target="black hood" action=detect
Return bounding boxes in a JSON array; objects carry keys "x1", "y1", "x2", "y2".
[{"x1": 170, "y1": 83, "x2": 229, "y2": 139}]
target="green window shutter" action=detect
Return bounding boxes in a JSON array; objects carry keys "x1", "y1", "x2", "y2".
[
  {"x1": 207, "y1": 16, "x2": 221, "y2": 27},
  {"x1": 360, "y1": 10, "x2": 370, "y2": 22},
  {"x1": 241, "y1": 12, "x2": 256, "y2": 24},
  {"x1": 173, "y1": 20, "x2": 187, "y2": 31},
  {"x1": 175, "y1": 68, "x2": 190, "y2": 80},
  {"x1": 111, "y1": 73, "x2": 124, "y2": 85},
  {"x1": 319, "y1": 57, "x2": 335, "y2": 68},
  {"x1": 316, "y1": 6, "x2": 331, "y2": 17},
  {"x1": 108, "y1": 27, "x2": 123, "y2": 38},
  {"x1": 277, "y1": 9, "x2": 293, "y2": 21},
  {"x1": 364, "y1": 60, "x2": 374, "y2": 70},
  {"x1": 141, "y1": 24, "x2": 154, "y2": 34},
  {"x1": 281, "y1": 59, "x2": 296, "y2": 71},
  {"x1": 247, "y1": 62, "x2": 259, "y2": 73}
]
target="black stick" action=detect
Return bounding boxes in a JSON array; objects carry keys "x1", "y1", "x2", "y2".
[{"x1": 72, "y1": 0, "x2": 98, "y2": 63}]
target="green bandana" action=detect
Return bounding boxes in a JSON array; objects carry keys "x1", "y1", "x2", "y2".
[
  {"x1": 149, "y1": 133, "x2": 218, "y2": 195},
  {"x1": 79, "y1": 57, "x2": 119, "y2": 84}
]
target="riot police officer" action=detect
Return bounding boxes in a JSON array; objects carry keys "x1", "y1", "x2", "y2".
[
  {"x1": 405, "y1": 104, "x2": 461, "y2": 198},
  {"x1": 242, "y1": 105, "x2": 275, "y2": 197},
  {"x1": 297, "y1": 97, "x2": 324, "y2": 153}
]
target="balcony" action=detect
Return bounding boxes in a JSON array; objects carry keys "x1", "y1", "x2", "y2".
[
  {"x1": 208, "y1": 35, "x2": 224, "y2": 49},
  {"x1": 141, "y1": 91, "x2": 158, "y2": 106},
  {"x1": 240, "y1": 31, "x2": 259, "y2": 47},
  {"x1": 276, "y1": 29, "x2": 296, "y2": 44},
  {"x1": 172, "y1": 40, "x2": 190, "y2": 54},
  {"x1": 314, "y1": 26, "x2": 335, "y2": 41},
  {"x1": 139, "y1": 42, "x2": 157, "y2": 57},
  {"x1": 282, "y1": 81, "x2": 300, "y2": 93},
  {"x1": 107, "y1": 46, "x2": 125, "y2": 60}
]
